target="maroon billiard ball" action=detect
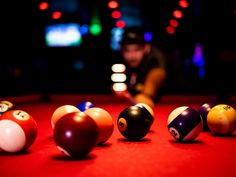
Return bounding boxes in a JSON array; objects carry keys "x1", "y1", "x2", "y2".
[
  {"x1": 197, "y1": 102, "x2": 216, "y2": 131},
  {"x1": 117, "y1": 106, "x2": 153, "y2": 141},
  {"x1": 53, "y1": 112, "x2": 99, "y2": 157},
  {"x1": 0, "y1": 110, "x2": 38, "y2": 152}
]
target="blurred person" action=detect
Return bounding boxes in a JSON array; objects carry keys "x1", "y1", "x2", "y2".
[{"x1": 114, "y1": 27, "x2": 167, "y2": 108}]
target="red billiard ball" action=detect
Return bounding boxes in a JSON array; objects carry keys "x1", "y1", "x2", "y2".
[
  {"x1": 84, "y1": 107, "x2": 114, "y2": 144},
  {"x1": 53, "y1": 112, "x2": 99, "y2": 157},
  {"x1": 197, "y1": 102, "x2": 216, "y2": 131},
  {"x1": 76, "y1": 101, "x2": 95, "y2": 112},
  {"x1": 167, "y1": 106, "x2": 203, "y2": 142},
  {"x1": 0, "y1": 100, "x2": 14, "y2": 115},
  {"x1": 0, "y1": 110, "x2": 38, "y2": 152},
  {"x1": 51, "y1": 105, "x2": 80, "y2": 129},
  {"x1": 117, "y1": 106, "x2": 153, "y2": 141},
  {"x1": 207, "y1": 104, "x2": 236, "y2": 135}
]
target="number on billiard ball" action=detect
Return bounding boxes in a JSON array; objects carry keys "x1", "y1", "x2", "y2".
[
  {"x1": 0, "y1": 110, "x2": 38, "y2": 153},
  {"x1": 167, "y1": 106, "x2": 203, "y2": 141},
  {"x1": 0, "y1": 100, "x2": 14, "y2": 115}
]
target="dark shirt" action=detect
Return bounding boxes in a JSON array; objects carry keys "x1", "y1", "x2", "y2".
[{"x1": 125, "y1": 46, "x2": 166, "y2": 97}]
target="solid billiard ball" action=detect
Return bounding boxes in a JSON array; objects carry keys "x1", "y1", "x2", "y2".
[
  {"x1": 84, "y1": 107, "x2": 114, "y2": 144},
  {"x1": 117, "y1": 106, "x2": 153, "y2": 140},
  {"x1": 207, "y1": 104, "x2": 236, "y2": 135},
  {"x1": 51, "y1": 105, "x2": 80, "y2": 129},
  {"x1": 53, "y1": 112, "x2": 99, "y2": 157},
  {"x1": 76, "y1": 101, "x2": 95, "y2": 112},
  {"x1": 0, "y1": 110, "x2": 38, "y2": 153},
  {"x1": 0, "y1": 100, "x2": 14, "y2": 115},
  {"x1": 167, "y1": 106, "x2": 203, "y2": 141},
  {"x1": 135, "y1": 103, "x2": 154, "y2": 125},
  {"x1": 197, "y1": 102, "x2": 216, "y2": 131}
]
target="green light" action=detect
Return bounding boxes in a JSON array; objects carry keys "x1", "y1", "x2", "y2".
[{"x1": 90, "y1": 24, "x2": 102, "y2": 36}]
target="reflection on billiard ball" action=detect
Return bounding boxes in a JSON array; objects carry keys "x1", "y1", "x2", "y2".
[
  {"x1": 207, "y1": 104, "x2": 236, "y2": 135},
  {"x1": 0, "y1": 100, "x2": 14, "y2": 115},
  {"x1": 53, "y1": 112, "x2": 99, "y2": 157},
  {"x1": 76, "y1": 101, "x2": 95, "y2": 112},
  {"x1": 197, "y1": 102, "x2": 215, "y2": 131},
  {"x1": 117, "y1": 106, "x2": 153, "y2": 141},
  {"x1": 0, "y1": 110, "x2": 38, "y2": 152},
  {"x1": 167, "y1": 106, "x2": 203, "y2": 142},
  {"x1": 84, "y1": 107, "x2": 114, "y2": 145},
  {"x1": 51, "y1": 105, "x2": 80, "y2": 129}
]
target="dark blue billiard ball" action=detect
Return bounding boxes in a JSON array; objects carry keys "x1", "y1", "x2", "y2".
[
  {"x1": 167, "y1": 106, "x2": 203, "y2": 142},
  {"x1": 76, "y1": 101, "x2": 95, "y2": 112},
  {"x1": 197, "y1": 102, "x2": 216, "y2": 131}
]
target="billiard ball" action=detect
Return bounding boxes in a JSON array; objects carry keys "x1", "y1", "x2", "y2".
[
  {"x1": 76, "y1": 101, "x2": 95, "y2": 112},
  {"x1": 207, "y1": 104, "x2": 236, "y2": 135},
  {"x1": 51, "y1": 105, "x2": 80, "y2": 129},
  {"x1": 117, "y1": 106, "x2": 153, "y2": 140},
  {"x1": 0, "y1": 100, "x2": 14, "y2": 115},
  {"x1": 84, "y1": 107, "x2": 114, "y2": 144},
  {"x1": 135, "y1": 103, "x2": 154, "y2": 125},
  {"x1": 53, "y1": 112, "x2": 99, "y2": 157},
  {"x1": 197, "y1": 102, "x2": 216, "y2": 131},
  {"x1": 167, "y1": 106, "x2": 203, "y2": 141},
  {"x1": 0, "y1": 110, "x2": 37, "y2": 153}
]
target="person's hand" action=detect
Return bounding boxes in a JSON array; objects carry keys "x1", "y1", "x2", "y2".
[
  {"x1": 113, "y1": 90, "x2": 135, "y2": 103},
  {"x1": 134, "y1": 93, "x2": 155, "y2": 108}
]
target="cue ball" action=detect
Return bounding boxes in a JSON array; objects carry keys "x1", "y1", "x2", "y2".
[
  {"x1": 117, "y1": 106, "x2": 153, "y2": 140},
  {"x1": 51, "y1": 105, "x2": 80, "y2": 129},
  {"x1": 0, "y1": 100, "x2": 14, "y2": 115},
  {"x1": 207, "y1": 104, "x2": 236, "y2": 135},
  {"x1": 167, "y1": 106, "x2": 203, "y2": 141},
  {"x1": 53, "y1": 112, "x2": 99, "y2": 157},
  {"x1": 76, "y1": 101, "x2": 95, "y2": 112},
  {"x1": 197, "y1": 102, "x2": 215, "y2": 131},
  {"x1": 0, "y1": 110, "x2": 38, "y2": 152},
  {"x1": 84, "y1": 107, "x2": 114, "y2": 144}
]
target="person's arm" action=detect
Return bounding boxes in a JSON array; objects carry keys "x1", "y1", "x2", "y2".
[{"x1": 134, "y1": 67, "x2": 166, "y2": 108}]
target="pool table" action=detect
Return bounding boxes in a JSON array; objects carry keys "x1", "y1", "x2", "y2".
[{"x1": 1, "y1": 94, "x2": 236, "y2": 177}]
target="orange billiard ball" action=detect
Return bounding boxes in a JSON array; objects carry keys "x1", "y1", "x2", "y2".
[{"x1": 51, "y1": 105, "x2": 80, "y2": 129}]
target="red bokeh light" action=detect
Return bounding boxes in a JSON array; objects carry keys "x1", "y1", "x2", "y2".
[
  {"x1": 173, "y1": 10, "x2": 183, "y2": 18},
  {"x1": 108, "y1": 1, "x2": 119, "y2": 9},
  {"x1": 112, "y1": 11, "x2": 121, "y2": 19},
  {"x1": 169, "y1": 19, "x2": 178, "y2": 27},
  {"x1": 116, "y1": 20, "x2": 126, "y2": 28},
  {"x1": 166, "y1": 26, "x2": 175, "y2": 34},
  {"x1": 179, "y1": 0, "x2": 189, "y2": 8},
  {"x1": 52, "y1": 11, "x2": 62, "y2": 19},
  {"x1": 39, "y1": 2, "x2": 49, "y2": 11}
]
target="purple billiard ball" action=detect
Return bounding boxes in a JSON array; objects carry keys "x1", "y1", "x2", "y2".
[
  {"x1": 198, "y1": 102, "x2": 216, "y2": 131},
  {"x1": 53, "y1": 112, "x2": 99, "y2": 157},
  {"x1": 167, "y1": 106, "x2": 203, "y2": 141}
]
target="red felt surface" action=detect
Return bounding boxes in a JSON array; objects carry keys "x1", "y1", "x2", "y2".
[{"x1": 1, "y1": 94, "x2": 236, "y2": 177}]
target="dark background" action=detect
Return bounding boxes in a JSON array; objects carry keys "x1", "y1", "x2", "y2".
[{"x1": 1, "y1": 0, "x2": 235, "y2": 97}]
